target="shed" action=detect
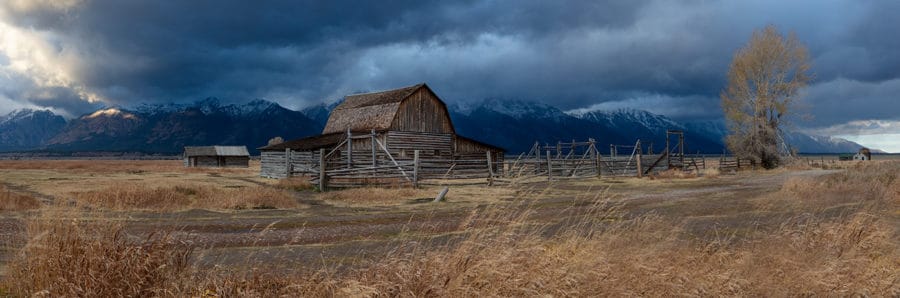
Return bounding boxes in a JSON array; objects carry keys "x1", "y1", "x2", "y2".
[
  {"x1": 258, "y1": 83, "x2": 504, "y2": 179},
  {"x1": 184, "y1": 146, "x2": 250, "y2": 168},
  {"x1": 853, "y1": 147, "x2": 872, "y2": 161}
]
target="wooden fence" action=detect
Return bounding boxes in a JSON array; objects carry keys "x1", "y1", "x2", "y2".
[{"x1": 718, "y1": 156, "x2": 755, "y2": 172}]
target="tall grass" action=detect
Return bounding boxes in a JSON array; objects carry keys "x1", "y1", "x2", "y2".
[
  {"x1": 2, "y1": 162, "x2": 899, "y2": 296},
  {"x1": 3, "y1": 213, "x2": 192, "y2": 296}
]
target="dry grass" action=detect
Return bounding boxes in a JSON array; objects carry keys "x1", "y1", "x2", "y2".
[
  {"x1": 2, "y1": 212, "x2": 192, "y2": 297},
  {"x1": 72, "y1": 184, "x2": 303, "y2": 211},
  {"x1": 759, "y1": 161, "x2": 899, "y2": 211},
  {"x1": 3, "y1": 162, "x2": 899, "y2": 296},
  {"x1": 0, "y1": 185, "x2": 41, "y2": 212},
  {"x1": 649, "y1": 169, "x2": 698, "y2": 180},
  {"x1": 276, "y1": 176, "x2": 315, "y2": 191},
  {"x1": 0, "y1": 159, "x2": 259, "y2": 174},
  {"x1": 699, "y1": 167, "x2": 720, "y2": 178}
]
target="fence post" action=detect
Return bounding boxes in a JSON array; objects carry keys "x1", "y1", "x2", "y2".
[
  {"x1": 346, "y1": 129, "x2": 352, "y2": 169},
  {"x1": 486, "y1": 150, "x2": 494, "y2": 186},
  {"x1": 413, "y1": 150, "x2": 420, "y2": 188},
  {"x1": 371, "y1": 129, "x2": 377, "y2": 167},
  {"x1": 596, "y1": 152, "x2": 602, "y2": 178},
  {"x1": 318, "y1": 148, "x2": 326, "y2": 191},
  {"x1": 285, "y1": 148, "x2": 292, "y2": 178},
  {"x1": 546, "y1": 150, "x2": 553, "y2": 181},
  {"x1": 636, "y1": 141, "x2": 643, "y2": 178}
]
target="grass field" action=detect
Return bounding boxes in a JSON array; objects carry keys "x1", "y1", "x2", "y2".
[{"x1": 0, "y1": 159, "x2": 897, "y2": 296}]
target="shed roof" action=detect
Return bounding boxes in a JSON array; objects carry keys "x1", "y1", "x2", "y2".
[
  {"x1": 456, "y1": 135, "x2": 506, "y2": 152},
  {"x1": 322, "y1": 83, "x2": 425, "y2": 134},
  {"x1": 258, "y1": 132, "x2": 350, "y2": 151},
  {"x1": 184, "y1": 146, "x2": 250, "y2": 157}
]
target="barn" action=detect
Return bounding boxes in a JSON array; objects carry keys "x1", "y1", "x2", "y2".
[
  {"x1": 259, "y1": 83, "x2": 504, "y2": 179},
  {"x1": 183, "y1": 146, "x2": 250, "y2": 168}
]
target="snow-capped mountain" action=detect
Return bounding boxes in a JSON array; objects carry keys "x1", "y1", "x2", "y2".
[
  {"x1": 2, "y1": 99, "x2": 322, "y2": 153},
  {"x1": 0, "y1": 109, "x2": 67, "y2": 151},
  {"x1": 568, "y1": 108, "x2": 685, "y2": 136},
  {"x1": 457, "y1": 99, "x2": 571, "y2": 121}
]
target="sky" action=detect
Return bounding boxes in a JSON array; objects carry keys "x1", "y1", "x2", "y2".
[{"x1": 0, "y1": 0, "x2": 898, "y2": 152}]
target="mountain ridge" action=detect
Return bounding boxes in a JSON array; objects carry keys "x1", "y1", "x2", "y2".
[{"x1": 0, "y1": 99, "x2": 876, "y2": 154}]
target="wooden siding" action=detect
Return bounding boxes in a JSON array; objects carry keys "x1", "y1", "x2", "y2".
[
  {"x1": 386, "y1": 131, "x2": 453, "y2": 160},
  {"x1": 389, "y1": 88, "x2": 454, "y2": 134},
  {"x1": 185, "y1": 156, "x2": 249, "y2": 168},
  {"x1": 261, "y1": 150, "x2": 321, "y2": 178},
  {"x1": 455, "y1": 137, "x2": 496, "y2": 153}
]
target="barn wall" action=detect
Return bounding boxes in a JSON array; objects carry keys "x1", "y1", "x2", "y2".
[
  {"x1": 222, "y1": 156, "x2": 250, "y2": 168},
  {"x1": 194, "y1": 156, "x2": 219, "y2": 167},
  {"x1": 389, "y1": 88, "x2": 454, "y2": 134},
  {"x1": 385, "y1": 131, "x2": 453, "y2": 160}
]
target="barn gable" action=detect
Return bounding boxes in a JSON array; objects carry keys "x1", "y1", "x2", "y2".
[{"x1": 322, "y1": 83, "x2": 455, "y2": 134}]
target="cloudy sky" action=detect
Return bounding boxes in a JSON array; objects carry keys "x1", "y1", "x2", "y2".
[{"x1": 0, "y1": 0, "x2": 898, "y2": 151}]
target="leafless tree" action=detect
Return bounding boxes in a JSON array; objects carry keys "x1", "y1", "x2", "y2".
[
  {"x1": 267, "y1": 136, "x2": 284, "y2": 146},
  {"x1": 721, "y1": 25, "x2": 811, "y2": 169}
]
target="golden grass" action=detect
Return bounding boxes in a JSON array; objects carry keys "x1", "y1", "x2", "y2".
[
  {"x1": 276, "y1": 176, "x2": 315, "y2": 191},
  {"x1": 2, "y1": 162, "x2": 899, "y2": 296},
  {"x1": 0, "y1": 159, "x2": 259, "y2": 174},
  {"x1": 73, "y1": 184, "x2": 303, "y2": 211},
  {"x1": 649, "y1": 169, "x2": 698, "y2": 180},
  {"x1": 0, "y1": 185, "x2": 41, "y2": 212},
  {"x1": 3, "y1": 212, "x2": 192, "y2": 296},
  {"x1": 699, "y1": 167, "x2": 720, "y2": 178}
]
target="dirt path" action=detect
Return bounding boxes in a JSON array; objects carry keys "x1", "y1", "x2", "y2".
[
  {"x1": 144, "y1": 169, "x2": 843, "y2": 270},
  {"x1": 0, "y1": 181, "x2": 56, "y2": 204},
  {"x1": 0, "y1": 168, "x2": 845, "y2": 273}
]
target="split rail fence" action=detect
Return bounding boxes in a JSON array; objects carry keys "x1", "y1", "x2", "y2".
[{"x1": 272, "y1": 130, "x2": 754, "y2": 189}]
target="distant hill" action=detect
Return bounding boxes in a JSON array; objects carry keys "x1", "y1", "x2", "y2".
[{"x1": 0, "y1": 98, "x2": 875, "y2": 154}]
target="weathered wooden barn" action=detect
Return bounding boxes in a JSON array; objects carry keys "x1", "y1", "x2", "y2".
[
  {"x1": 259, "y1": 83, "x2": 504, "y2": 180},
  {"x1": 183, "y1": 146, "x2": 250, "y2": 168}
]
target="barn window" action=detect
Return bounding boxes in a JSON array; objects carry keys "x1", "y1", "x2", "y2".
[{"x1": 433, "y1": 149, "x2": 440, "y2": 156}]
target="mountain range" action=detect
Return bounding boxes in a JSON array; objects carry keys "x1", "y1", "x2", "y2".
[{"x1": 0, "y1": 99, "x2": 873, "y2": 154}]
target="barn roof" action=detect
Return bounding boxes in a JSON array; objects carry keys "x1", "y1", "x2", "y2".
[
  {"x1": 322, "y1": 83, "x2": 426, "y2": 134},
  {"x1": 184, "y1": 146, "x2": 250, "y2": 157}
]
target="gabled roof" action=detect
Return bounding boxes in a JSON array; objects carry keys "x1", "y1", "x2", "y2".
[
  {"x1": 322, "y1": 83, "x2": 426, "y2": 134},
  {"x1": 184, "y1": 146, "x2": 249, "y2": 157}
]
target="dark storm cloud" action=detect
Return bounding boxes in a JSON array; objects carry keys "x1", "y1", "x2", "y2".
[{"x1": 0, "y1": 0, "x2": 898, "y2": 134}]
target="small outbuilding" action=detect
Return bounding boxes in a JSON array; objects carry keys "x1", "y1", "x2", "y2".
[
  {"x1": 183, "y1": 146, "x2": 250, "y2": 168},
  {"x1": 853, "y1": 147, "x2": 872, "y2": 161}
]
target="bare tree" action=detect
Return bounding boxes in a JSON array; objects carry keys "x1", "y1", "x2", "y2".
[
  {"x1": 267, "y1": 136, "x2": 284, "y2": 146},
  {"x1": 721, "y1": 25, "x2": 811, "y2": 169}
]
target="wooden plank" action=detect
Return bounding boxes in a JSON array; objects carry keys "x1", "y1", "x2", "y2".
[{"x1": 318, "y1": 148, "x2": 326, "y2": 191}]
